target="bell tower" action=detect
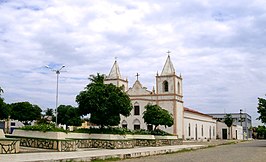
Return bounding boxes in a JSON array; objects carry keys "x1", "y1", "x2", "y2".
[
  {"x1": 156, "y1": 54, "x2": 183, "y2": 97},
  {"x1": 156, "y1": 53, "x2": 184, "y2": 138},
  {"x1": 104, "y1": 60, "x2": 128, "y2": 91}
]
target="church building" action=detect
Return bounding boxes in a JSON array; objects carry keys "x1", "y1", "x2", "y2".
[{"x1": 104, "y1": 55, "x2": 216, "y2": 140}]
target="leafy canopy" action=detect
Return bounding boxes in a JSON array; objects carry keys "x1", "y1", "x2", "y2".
[
  {"x1": 57, "y1": 105, "x2": 82, "y2": 127},
  {"x1": 257, "y1": 97, "x2": 266, "y2": 124},
  {"x1": 0, "y1": 98, "x2": 11, "y2": 120},
  {"x1": 45, "y1": 108, "x2": 54, "y2": 116},
  {"x1": 224, "y1": 114, "x2": 233, "y2": 127},
  {"x1": 76, "y1": 73, "x2": 133, "y2": 128},
  {"x1": 0, "y1": 87, "x2": 11, "y2": 119},
  {"x1": 11, "y1": 102, "x2": 42, "y2": 124},
  {"x1": 143, "y1": 104, "x2": 174, "y2": 130},
  {"x1": 0, "y1": 86, "x2": 3, "y2": 94}
]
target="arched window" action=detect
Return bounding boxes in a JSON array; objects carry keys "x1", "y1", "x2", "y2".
[
  {"x1": 133, "y1": 119, "x2": 141, "y2": 130},
  {"x1": 163, "y1": 80, "x2": 169, "y2": 92},
  {"x1": 201, "y1": 125, "x2": 204, "y2": 136},
  {"x1": 195, "y1": 124, "x2": 198, "y2": 140},
  {"x1": 121, "y1": 85, "x2": 125, "y2": 92},
  {"x1": 209, "y1": 126, "x2": 212, "y2": 139},
  {"x1": 134, "y1": 102, "x2": 140, "y2": 115},
  {"x1": 188, "y1": 123, "x2": 191, "y2": 136},
  {"x1": 178, "y1": 82, "x2": 181, "y2": 94},
  {"x1": 122, "y1": 120, "x2": 127, "y2": 128},
  {"x1": 213, "y1": 126, "x2": 215, "y2": 137}
]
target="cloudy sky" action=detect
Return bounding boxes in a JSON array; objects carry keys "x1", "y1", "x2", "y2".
[{"x1": 0, "y1": 0, "x2": 265, "y2": 126}]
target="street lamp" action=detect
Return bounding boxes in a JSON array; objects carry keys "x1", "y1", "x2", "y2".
[
  {"x1": 46, "y1": 65, "x2": 65, "y2": 126},
  {"x1": 240, "y1": 109, "x2": 244, "y2": 140},
  {"x1": 240, "y1": 109, "x2": 243, "y2": 126}
]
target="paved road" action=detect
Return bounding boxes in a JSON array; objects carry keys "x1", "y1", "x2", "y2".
[{"x1": 119, "y1": 140, "x2": 266, "y2": 162}]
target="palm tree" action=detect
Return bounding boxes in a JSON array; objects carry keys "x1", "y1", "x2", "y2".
[
  {"x1": 86, "y1": 73, "x2": 105, "y2": 89},
  {"x1": 89, "y1": 73, "x2": 105, "y2": 84},
  {"x1": 224, "y1": 114, "x2": 233, "y2": 139},
  {"x1": 0, "y1": 87, "x2": 3, "y2": 95}
]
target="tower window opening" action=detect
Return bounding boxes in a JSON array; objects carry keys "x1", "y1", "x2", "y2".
[{"x1": 163, "y1": 81, "x2": 169, "y2": 92}]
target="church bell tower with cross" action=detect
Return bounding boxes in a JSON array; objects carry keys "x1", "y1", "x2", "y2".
[
  {"x1": 104, "y1": 58, "x2": 128, "y2": 91},
  {"x1": 155, "y1": 51, "x2": 184, "y2": 137}
]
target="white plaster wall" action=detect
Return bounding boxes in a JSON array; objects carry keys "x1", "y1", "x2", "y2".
[
  {"x1": 184, "y1": 112, "x2": 216, "y2": 140},
  {"x1": 156, "y1": 76, "x2": 175, "y2": 94},
  {"x1": 216, "y1": 122, "x2": 243, "y2": 140},
  {"x1": 12, "y1": 130, "x2": 67, "y2": 139},
  {"x1": 120, "y1": 99, "x2": 152, "y2": 130},
  {"x1": 0, "y1": 129, "x2": 5, "y2": 138}
]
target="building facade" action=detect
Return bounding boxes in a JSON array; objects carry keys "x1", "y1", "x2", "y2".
[
  {"x1": 105, "y1": 55, "x2": 216, "y2": 140},
  {"x1": 208, "y1": 113, "x2": 252, "y2": 139}
]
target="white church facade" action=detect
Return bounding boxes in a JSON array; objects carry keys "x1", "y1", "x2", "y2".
[{"x1": 104, "y1": 55, "x2": 217, "y2": 140}]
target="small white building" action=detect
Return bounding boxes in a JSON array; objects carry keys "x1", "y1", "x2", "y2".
[
  {"x1": 104, "y1": 55, "x2": 218, "y2": 140},
  {"x1": 184, "y1": 107, "x2": 216, "y2": 141},
  {"x1": 216, "y1": 122, "x2": 243, "y2": 140}
]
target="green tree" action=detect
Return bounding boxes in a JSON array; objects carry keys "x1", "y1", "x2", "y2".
[
  {"x1": 57, "y1": 105, "x2": 82, "y2": 127},
  {"x1": 257, "y1": 97, "x2": 266, "y2": 124},
  {"x1": 45, "y1": 108, "x2": 54, "y2": 116},
  {"x1": 143, "y1": 104, "x2": 174, "y2": 130},
  {"x1": 0, "y1": 86, "x2": 3, "y2": 95},
  {"x1": 224, "y1": 114, "x2": 233, "y2": 139},
  {"x1": 0, "y1": 98, "x2": 11, "y2": 119},
  {"x1": 256, "y1": 125, "x2": 266, "y2": 139},
  {"x1": 76, "y1": 73, "x2": 133, "y2": 128},
  {"x1": 10, "y1": 102, "x2": 42, "y2": 125}
]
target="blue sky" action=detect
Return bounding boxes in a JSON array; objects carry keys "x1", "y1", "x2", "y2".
[{"x1": 0, "y1": 0, "x2": 265, "y2": 126}]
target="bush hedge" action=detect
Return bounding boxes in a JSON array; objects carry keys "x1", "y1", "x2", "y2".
[
  {"x1": 21, "y1": 123, "x2": 67, "y2": 133},
  {"x1": 21, "y1": 124, "x2": 172, "y2": 136}
]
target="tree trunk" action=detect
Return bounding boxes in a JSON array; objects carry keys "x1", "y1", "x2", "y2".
[{"x1": 154, "y1": 125, "x2": 159, "y2": 130}]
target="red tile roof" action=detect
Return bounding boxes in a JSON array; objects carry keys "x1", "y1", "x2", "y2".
[{"x1": 184, "y1": 107, "x2": 213, "y2": 118}]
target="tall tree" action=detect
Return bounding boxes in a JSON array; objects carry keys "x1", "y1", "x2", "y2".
[
  {"x1": 0, "y1": 86, "x2": 3, "y2": 95},
  {"x1": 143, "y1": 104, "x2": 174, "y2": 130},
  {"x1": 76, "y1": 73, "x2": 132, "y2": 128},
  {"x1": 0, "y1": 98, "x2": 11, "y2": 120},
  {"x1": 224, "y1": 114, "x2": 233, "y2": 139},
  {"x1": 10, "y1": 102, "x2": 42, "y2": 125},
  {"x1": 257, "y1": 97, "x2": 266, "y2": 124},
  {"x1": 57, "y1": 105, "x2": 82, "y2": 127},
  {"x1": 45, "y1": 108, "x2": 54, "y2": 116}
]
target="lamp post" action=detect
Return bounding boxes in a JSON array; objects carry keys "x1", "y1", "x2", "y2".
[
  {"x1": 46, "y1": 65, "x2": 65, "y2": 126},
  {"x1": 240, "y1": 109, "x2": 243, "y2": 126},
  {"x1": 240, "y1": 109, "x2": 243, "y2": 139}
]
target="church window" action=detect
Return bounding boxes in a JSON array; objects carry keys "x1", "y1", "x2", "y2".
[
  {"x1": 133, "y1": 119, "x2": 141, "y2": 130},
  {"x1": 122, "y1": 120, "x2": 127, "y2": 129},
  {"x1": 134, "y1": 125, "x2": 140, "y2": 130},
  {"x1": 178, "y1": 82, "x2": 181, "y2": 94},
  {"x1": 163, "y1": 81, "x2": 169, "y2": 92},
  {"x1": 188, "y1": 124, "x2": 191, "y2": 136},
  {"x1": 121, "y1": 85, "x2": 125, "y2": 92},
  {"x1": 195, "y1": 124, "x2": 198, "y2": 140},
  {"x1": 147, "y1": 124, "x2": 153, "y2": 131},
  {"x1": 134, "y1": 103, "x2": 140, "y2": 115},
  {"x1": 201, "y1": 125, "x2": 204, "y2": 136},
  {"x1": 213, "y1": 126, "x2": 215, "y2": 137},
  {"x1": 209, "y1": 126, "x2": 212, "y2": 139}
]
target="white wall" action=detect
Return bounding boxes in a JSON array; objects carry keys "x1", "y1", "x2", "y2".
[
  {"x1": 216, "y1": 122, "x2": 243, "y2": 140},
  {"x1": 184, "y1": 111, "x2": 216, "y2": 141}
]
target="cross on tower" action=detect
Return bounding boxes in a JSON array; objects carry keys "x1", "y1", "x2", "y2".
[
  {"x1": 136, "y1": 73, "x2": 140, "y2": 80},
  {"x1": 167, "y1": 50, "x2": 171, "y2": 55},
  {"x1": 115, "y1": 56, "x2": 118, "y2": 61}
]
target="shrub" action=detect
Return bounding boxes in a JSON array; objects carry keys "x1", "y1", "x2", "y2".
[
  {"x1": 21, "y1": 123, "x2": 67, "y2": 133},
  {"x1": 74, "y1": 127, "x2": 172, "y2": 136}
]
